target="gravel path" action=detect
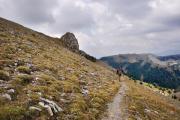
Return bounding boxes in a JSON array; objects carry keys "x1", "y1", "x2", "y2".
[{"x1": 102, "y1": 81, "x2": 128, "y2": 120}]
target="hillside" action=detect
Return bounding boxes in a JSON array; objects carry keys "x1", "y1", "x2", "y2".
[
  {"x1": 102, "y1": 76, "x2": 180, "y2": 120},
  {"x1": 122, "y1": 78, "x2": 180, "y2": 120},
  {"x1": 100, "y1": 54, "x2": 180, "y2": 89},
  {"x1": 0, "y1": 17, "x2": 120, "y2": 120},
  {"x1": 0, "y1": 17, "x2": 180, "y2": 120}
]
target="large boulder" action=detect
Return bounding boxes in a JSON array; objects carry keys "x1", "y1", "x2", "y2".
[
  {"x1": 60, "y1": 32, "x2": 96, "y2": 62},
  {"x1": 60, "y1": 32, "x2": 79, "y2": 53}
]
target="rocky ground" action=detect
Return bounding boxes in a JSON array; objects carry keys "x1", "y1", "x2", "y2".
[{"x1": 0, "y1": 17, "x2": 120, "y2": 120}]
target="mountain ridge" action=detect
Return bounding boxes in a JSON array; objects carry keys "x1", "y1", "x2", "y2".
[{"x1": 100, "y1": 53, "x2": 180, "y2": 89}]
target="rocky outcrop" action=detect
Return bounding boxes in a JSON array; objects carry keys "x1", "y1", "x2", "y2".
[
  {"x1": 79, "y1": 50, "x2": 96, "y2": 62},
  {"x1": 60, "y1": 32, "x2": 79, "y2": 53},
  {"x1": 60, "y1": 32, "x2": 96, "y2": 62}
]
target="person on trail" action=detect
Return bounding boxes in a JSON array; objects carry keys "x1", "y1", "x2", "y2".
[{"x1": 116, "y1": 68, "x2": 122, "y2": 81}]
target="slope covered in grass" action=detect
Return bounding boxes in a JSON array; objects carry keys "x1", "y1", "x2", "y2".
[
  {"x1": 0, "y1": 17, "x2": 120, "y2": 120},
  {"x1": 123, "y1": 78, "x2": 180, "y2": 120}
]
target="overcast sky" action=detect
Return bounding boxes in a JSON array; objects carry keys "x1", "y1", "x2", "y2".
[{"x1": 0, "y1": 0, "x2": 180, "y2": 58}]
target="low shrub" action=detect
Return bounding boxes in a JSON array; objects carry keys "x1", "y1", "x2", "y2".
[
  {"x1": 17, "y1": 75, "x2": 34, "y2": 85},
  {"x1": 0, "y1": 70, "x2": 10, "y2": 81},
  {"x1": 17, "y1": 66, "x2": 31, "y2": 74},
  {"x1": 0, "y1": 106, "x2": 26, "y2": 120}
]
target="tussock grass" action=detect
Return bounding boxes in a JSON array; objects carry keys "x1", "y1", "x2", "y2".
[
  {"x1": 0, "y1": 17, "x2": 120, "y2": 119},
  {"x1": 0, "y1": 70, "x2": 9, "y2": 80},
  {"x1": 125, "y1": 79, "x2": 180, "y2": 120}
]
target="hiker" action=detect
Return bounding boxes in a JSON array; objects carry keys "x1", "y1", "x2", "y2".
[{"x1": 116, "y1": 68, "x2": 122, "y2": 81}]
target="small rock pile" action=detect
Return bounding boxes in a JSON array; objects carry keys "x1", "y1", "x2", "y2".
[{"x1": 38, "y1": 97, "x2": 63, "y2": 116}]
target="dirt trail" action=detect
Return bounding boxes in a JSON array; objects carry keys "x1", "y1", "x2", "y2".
[{"x1": 102, "y1": 81, "x2": 128, "y2": 120}]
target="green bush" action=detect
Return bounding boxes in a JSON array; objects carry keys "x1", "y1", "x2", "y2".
[
  {"x1": 17, "y1": 66, "x2": 31, "y2": 74},
  {"x1": 17, "y1": 75, "x2": 34, "y2": 85},
  {"x1": 0, "y1": 70, "x2": 10, "y2": 81}
]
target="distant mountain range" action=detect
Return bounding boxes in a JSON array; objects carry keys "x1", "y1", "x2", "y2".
[
  {"x1": 100, "y1": 54, "x2": 180, "y2": 89},
  {"x1": 158, "y1": 54, "x2": 180, "y2": 61}
]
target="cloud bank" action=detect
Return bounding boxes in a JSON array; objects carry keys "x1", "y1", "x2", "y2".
[{"x1": 0, "y1": 0, "x2": 180, "y2": 57}]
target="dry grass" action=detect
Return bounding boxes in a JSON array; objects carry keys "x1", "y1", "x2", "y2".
[
  {"x1": 124, "y1": 79, "x2": 180, "y2": 120},
  {"x1": 0, "y1": 17, "x2": 120, "y2": 120}
]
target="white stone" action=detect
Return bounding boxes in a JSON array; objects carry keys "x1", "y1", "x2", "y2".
[
  {"x1": 154, "y1": 111, "x2": 158, "y2": 114},
  {"x1": 7, "y1": 89, "x2": 15, "y2": 93},
  {"x1": 36, "y1": 92, "x2": 42, "y2": 96},
  {"x1": 2, "y1": 93, "x2": 11, "y2": 101},
  {"x1": 39, "y1": 98, "x2": 63, "y2": 116},
  {"x1": 82, "y1": 89, "x2": 89, "y2": 96},
  {"x1": 61, "y1": 93, "x2": 66, "y2": 97},
  {"x1": 35, "y1": 77, "x2": 39, "y2": 80},
  {"x1": 144, "y1": 109, "x2": 151, "y2": 113},
  {"x1": 29, "y1": 106, "x2": 42, "y2": 111}
]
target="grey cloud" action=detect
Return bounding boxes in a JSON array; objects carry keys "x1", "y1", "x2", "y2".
[
  {"x1": 0, "y1": 0, "x2": 179, "y2": 57},
  {"x1": 0, "y1": 0, "x2": 57, "y2": 25},
  {"x1": 50, "y1": 1, "x2": 95, "y2": 34},
  {"x1": 98, "y1": 0, "x2": 152, "y2": 18},
  {"x1": 163, "y1": 15, "x2": 180, "y2": 28}
]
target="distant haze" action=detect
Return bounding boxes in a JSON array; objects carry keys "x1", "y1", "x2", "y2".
[{"x1": 0, "y1": 0, "x2": 180, "y2": 58}]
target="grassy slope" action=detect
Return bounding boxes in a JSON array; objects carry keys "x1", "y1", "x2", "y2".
[
  {"x1": 0, "y1": 17, "x2": 120, "y2": 120},
  {"x1": 123, "y1": 77, "x2": 180, "y2": 120}
]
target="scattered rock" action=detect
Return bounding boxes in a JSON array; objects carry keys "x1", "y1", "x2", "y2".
[
  {"x1": 90, "y1": 72, "x2": 97, "y2": 76},
  {"x1": 39, "y1": 102, "x2": 53, "y2": 116},
  {"x1": 61, "y1": 93, "x2": 66, "y2": 97},
  {"x1": 29, "y1": 106, "x2": 42, "y2": 112},
  {"x1": 36, "y1": 92, "x2": 42, "y2": 96},
  {"x1": 154, "y1": 111, "x2": 158, "y2": 114},
  {"x1": 39, "y1": 97, "x2": 63, "y2": 116},
  {"x1": 35, "y1": 77, "x2": 39, "y2": 81},
  {"x1": 1, "y1": 93, "x2": 11, "y2": 101},
  {"x1": 59, "y1": 76, "x2": 65, "y2": 80},
  {"x1": 79, "y1": 74, "x2": 84, "y2": 79},
  {"x1": 82, "y1": 87, "x2": 89, "y2": 96},
  {"x1": 144, "y1": 109, "x2": 151, "y2": 113},
  {"x1": 7, "y1": 89, "x2": 15, "y2": 93}
]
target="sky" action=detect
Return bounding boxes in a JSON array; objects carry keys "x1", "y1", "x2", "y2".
[{"x1": 0, "y1": 0, "x2": 180, "y2": 58}]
